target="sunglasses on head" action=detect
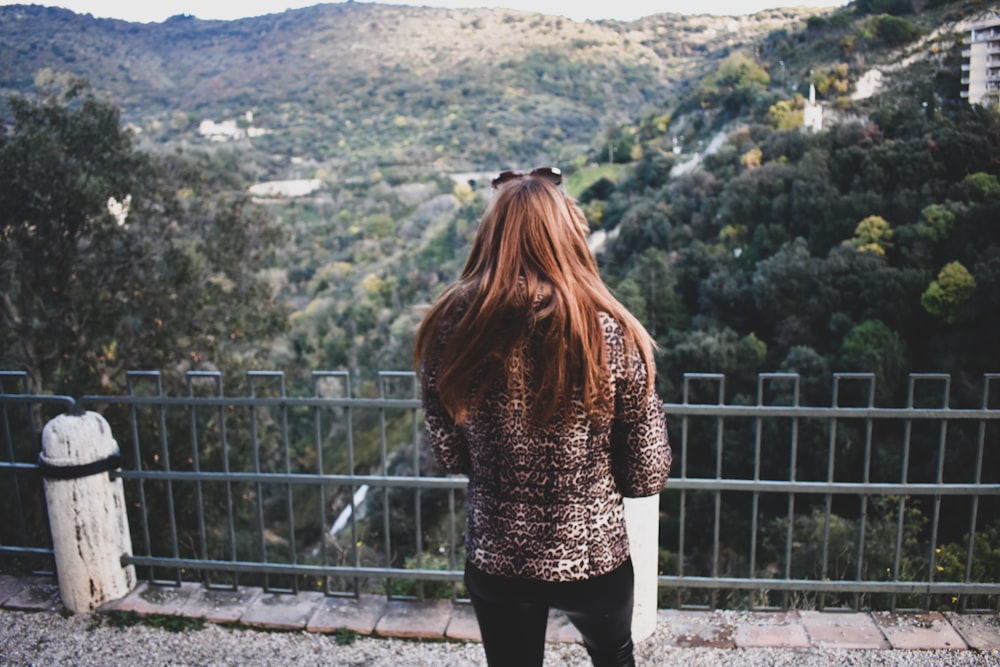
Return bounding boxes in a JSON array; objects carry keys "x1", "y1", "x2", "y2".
[{"x1": 491, "y1": 167, "x2": 563, "y2": 188}]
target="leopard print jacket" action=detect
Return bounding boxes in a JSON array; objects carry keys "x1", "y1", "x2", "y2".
[{"x1": 421, "y1": 311, "x2": 671, "y2": 582}]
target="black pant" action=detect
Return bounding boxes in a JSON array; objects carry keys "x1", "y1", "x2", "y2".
[{"x1": 464, "y1": 558, "x2": 635, "y2": 667}]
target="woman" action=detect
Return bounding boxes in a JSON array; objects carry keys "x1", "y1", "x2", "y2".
[{"x1": 414, "y1": 167, "x2": 671, "y2": 667}]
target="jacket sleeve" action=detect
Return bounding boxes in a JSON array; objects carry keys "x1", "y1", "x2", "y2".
[
  {"x1": 610, "y1": 333, "x2": 671, "y2": 498},
  {"x1": 420, "y1": 347, "x2": 471, "y2": 476}
]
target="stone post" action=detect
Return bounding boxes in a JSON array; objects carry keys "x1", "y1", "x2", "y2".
[
  {"x1": 40, "y1": 411, "x2": 136, "y2": 612},
  {"x1": 624, "y1": 494, "x2": 659, "y2": 642}
]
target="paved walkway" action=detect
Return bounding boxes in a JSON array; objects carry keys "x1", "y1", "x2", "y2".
[{"x1": 2, "y1": 574, "x2": 999, "y2": 652}]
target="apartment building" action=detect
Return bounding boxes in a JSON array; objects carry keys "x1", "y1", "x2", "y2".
[{"x1": 963, "y1": 13, "x2": 1000, "y2": 107}]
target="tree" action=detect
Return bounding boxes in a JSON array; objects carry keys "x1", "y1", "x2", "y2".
[
  {"x1": 778, "y1": 345, "x2": 831, "y2": 405},
  {"x1": 918, "y1": 203, "x2": 956, "y2": 242},
  {"x1": 768, "y1": 98, "x2": 804, "y2": 131},
  {"x1": 838, "y1": 319, "x2": 907, "y2": 401},
  {"x1": 0, "y1": 82, "x2": 287, "y2": 396},
  {"x1": 711, "y1": 52, "x2": 771, "y2": 92},
  {"x1": 665, "y1": 327, "x2": 766, "y2": 397},
  {"x1": 921, "y1": 261, "x2": 976, "y2": 325},
  {"x1": 751, "y1": 238, "x2": 819, "y2": 339},
  {"x1": 854, "y1": 0, "x2": 912, "y2": 16},
  {"x1": 962, "y1": 172, "x2": 1000, "y2": 201},
  {"x1": 851, "y1": 215, "x2": 894, "y2": 256},
  {"x1": 698, "y1": 52, "x2": 771, "y2": 116},
  {"x1": 875, "y1": 16, "x2": 920, "y2": 47},
  {"x1": 623, "y1": 248, "x2": 686, "y2": 338}
]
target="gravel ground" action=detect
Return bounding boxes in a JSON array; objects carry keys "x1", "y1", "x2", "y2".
[{"x1": 2, "y1": 609, "x2": 998, "y2": 666}]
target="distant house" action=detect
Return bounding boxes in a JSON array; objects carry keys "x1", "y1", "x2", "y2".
[
  {"x1": 197, "y1": 115, "x2": 271, "y2": 141},
  {"x1": 962, "y1": 13, "x2": 1000, "y2": 107},
  {"x1": 248, "y1": 179, "x2": 324, "y2": 199},
  {"x1": 803, "y1": 84, "x2": 823, "y2": 133},
  {"x1": 198, "y1": 119, "x2": 243, "y2": 141}
]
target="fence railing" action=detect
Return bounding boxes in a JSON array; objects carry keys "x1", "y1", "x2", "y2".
[
  {"x1": 0, "y1": 371, "x2": 74, "y2": 568},
  {"x1": 2, "y1": 369, "x2": 999, "y2": 613}
]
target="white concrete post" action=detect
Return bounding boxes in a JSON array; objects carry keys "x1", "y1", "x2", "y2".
[
  {"x1": 40, "y1": 411, "x2": 136, "y2": 613},
  {"x1": 624, "y1": 494, "x2": 660, "y2": 642}
]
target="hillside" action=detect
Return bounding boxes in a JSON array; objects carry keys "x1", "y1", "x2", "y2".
[
  {"x1": 0, "y1": 2, "x2": 824, "y2": 172},
  {"x1": 2, "y1": 0, "x2": 999, "y2": 401}
]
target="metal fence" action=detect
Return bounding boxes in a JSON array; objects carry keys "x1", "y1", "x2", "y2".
[
  {"x1": 2, "y1": 370, "x2": 999, "y2": 612},
  {"x1": 0, "y1": 371, "x2": 73, "y2": 571}
]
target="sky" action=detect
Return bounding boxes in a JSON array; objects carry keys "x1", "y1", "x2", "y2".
[{"x1": 25, "y1": 0, "x2": 851, "y2": 24}]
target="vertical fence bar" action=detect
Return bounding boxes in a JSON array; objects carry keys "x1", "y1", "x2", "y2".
[
  {"x1": 249, "y1": 371, "x2": 297, "y2": 593},
  {"x1": 311, "y1": 374, "x2": 326, "y2": 590},
  {"x1": 0, "y1": 372, "x2": 31, "y2": 556},
  {"x1": 754, "y1": 373, "x2": 799, "y2": 610},
  {"x1": 407, "y1": 373, "x2": 423, "y2": 598},
  {"x1": 825, "y1": 373, "x2": 875, "y2": 610},
  {"x1": 188, "y1": 371, "x2": 236, "y2": 589},
  {"x1": 820, "y1": 376, "x2": 839, "y2": 611},
  {"x1": 343, "y1": 372, "x2": 359, "y2": 596},
  {"x1": 676, "y1": 381, "x2": 689, "y2": 609},
  {"x1": 316, "y1": 371, "x2": 356, "y2": 596},
  {"x1": 379, "y1": 371, "x2": 421, "y2": 598},
  {"x1": 0, "y1": 372, "x2": 65, "y2": 573},
  {"x1": 448, "y1": 486, "x2": 459, "y2": 600},
  {"x1": 915, "y1": 374, "x2": 951, "y2": 611},
  {"x1": 711, "y1": 379, "x2": 723, "y2": 610},
  {"x1": 750, "y1": 376, "x2": 764, "y2": 606},
  {"x1": 891, "y1": 377, "x2": 915, "y2": 612},
  {"x1": 217, "y1": 374, "x2": 238, "y2": 587},
  {"x1": 377, "y1": 373, "x2": 394, "y2": 597},
  {"x1": 409, "y1": 373, "x2": 422, "y2": 585},
  {"x1": 280, "y1": 373, "x2": 298, "y2": 593},
  {"x1": 853, "y1": 377, "x2": 875, "y2": 612},
  {"x1": 126, "y1": 371, "x2": 180, "y2": 585},
  {"x1": 313, "y1": 372, "x2": 344, "y2": 594},
  {"x1": 962, "y1": 374, "x2": 999, "y2": 612},
  {"x1": 180, "y1": 372, "x2": 235, "y2": 588},
  {"x1": 682, "y1": 373, "x2": 725, "y2": 609},
  {"x1": 783, "y1": 376, "x2": 801, "y2": 611},
  {"x1": 160, "y1": 375, "x2": 179, "y2": 585},
  {"x1": 185, "y1": 372, "x2": 210, "y2": 585},
  {"x1": 156, "y1": 372, "x2": 181, "y2": 586},
  {"x1": 246, "y1": 372, "x2": 271, "y2": 591},
  {"x1": 123, "y1": 371, "x2": 148, "y2": 582}
]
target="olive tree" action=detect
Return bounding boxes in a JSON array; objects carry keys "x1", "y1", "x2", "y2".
[{"x1": 0, "y1": 82, "x2": 287, "y2": 397}]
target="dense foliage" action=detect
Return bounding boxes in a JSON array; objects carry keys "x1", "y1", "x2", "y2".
[
  {"x1": 0, "y1": 3, "x2": 806, "y2": 174},
  {"x1": 0, "y1": 82, "x2": 288, "y2": 396},
  {"x1": 596, "y1": 103, "x2": 1000, "y2": 407}
]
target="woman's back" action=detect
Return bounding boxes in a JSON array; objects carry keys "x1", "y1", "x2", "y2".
[{"x1": 424, "y1": 309, "x2": 669, "y2": 582}]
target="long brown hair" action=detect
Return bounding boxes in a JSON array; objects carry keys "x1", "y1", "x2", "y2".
[{"x1": 414, "y1": 175, "x2": 655, "y2": 426}]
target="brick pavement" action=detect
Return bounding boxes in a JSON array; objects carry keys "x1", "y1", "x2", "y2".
[{"x1": 2, "y1": 574, "x2": 999, "y2": 651}]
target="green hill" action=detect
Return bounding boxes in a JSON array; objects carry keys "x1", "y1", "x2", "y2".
[
  {"x1": 2, "y1": 0, "x2": 998, "y2": 403},
  {"x1": 0, "y1": 2, "x2": 825, "y2": 171}
]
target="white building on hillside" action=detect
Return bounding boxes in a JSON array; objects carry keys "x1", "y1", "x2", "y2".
[
  {"x1": 963, "y1": 14, "x2": 1000, "y2": 107},
  {"x1": 248, "y1": 179, "x2": 324, "y2": 199},
  {"x1": 198, "y1": 119, "x2": 243, "y2": 140},
  {"x1": 803, "y1": 84, "x2": 823, "y2": 133}
]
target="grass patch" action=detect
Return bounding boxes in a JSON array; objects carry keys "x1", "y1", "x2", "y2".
[
  {"x1": 96, "y1": 610, "x2": 206, "y2": 633},
  {"x1": 565, "y1": 164, "x2": 625, "y2": 199},
  {"x1": 334, "y1": 628, "x2": 359, "y2": 645},
  {"x1": 105, "y1": 610, "x2": 143, "y2": 629},
  {"x1": 144, "y1": 613, "x2": 206, "y2": 632}
]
